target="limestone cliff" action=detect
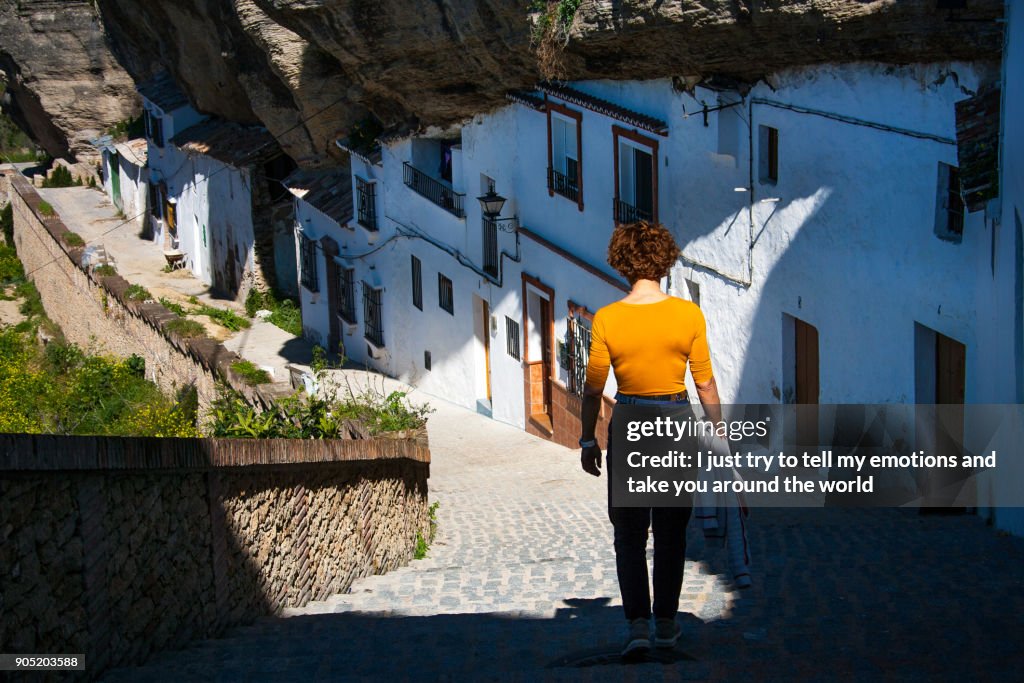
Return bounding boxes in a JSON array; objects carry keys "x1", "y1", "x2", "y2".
[
  {"x1": 0, "y1": 0, "x2": 139, "y2": 161},
  {"x1": 0, "y1": 0, "x2": 1006, "y2": 167}
]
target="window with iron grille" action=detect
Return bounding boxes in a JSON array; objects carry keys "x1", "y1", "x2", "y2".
[
  {"x1": 438, "y1": 273, "x2": 454, "y2": 315},
  {"x1": 505, "y1": 316, "x2": 521, "y2": 361},
  {"x1": 338, "y1": 266, "x2": 355, "y2": 323},
  {"x1": 356, "y1": 177, "x2": 377, "y2": 231},
  {"x1": 567, "y1": 311, "x2": 592, "y2": 397},
  {"x1": 363, "y1": 283, "x2": 383, "y2": 346},
  {"x1": 299, "y1": 233, "x2": 318, "y2": 292},
  {"x1": 759, "y1": 125, "x2": 779, "y2": 184},
  {"x1": 147, "y1": 182, "x2": 163, "y2": 220},
  {"x1": 935, "y1": 162, "x2": 965, "y2": 241},
  {"x1": 411, "y1": 255, "x2": 422, "y2": 310},
  {"x1": 145, "y1": 110, "x2": 164, "y2": 148}
]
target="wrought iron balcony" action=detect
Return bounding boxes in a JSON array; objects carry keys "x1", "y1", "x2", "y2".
[
  {"x1": 482, "y1": 217, "x2": 499, "y2": 278},
  {"x1": 549, "y1": 167, "x2": 579, "y2": 203},
  {"x1": 614, "y1": 198, "x2": 652, "y2": 224},
  {"x1": 355, "y1": 176, "x2": 377, "y2": 231},
  {"x1": 403, "y1": 161, "x2": 465, "y2": 218}
]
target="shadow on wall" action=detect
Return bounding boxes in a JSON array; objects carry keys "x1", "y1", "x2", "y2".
[{"x1": 0, "y1": 435, "x2": 429, "y2": 680}]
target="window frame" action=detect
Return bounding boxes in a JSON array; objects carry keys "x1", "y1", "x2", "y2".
[
  {"x1": 546, "y1": 101, "x2": 584, "y2": 211},
  {"x1": 438, "y1": 272, "x2": 454, "y2": 316},
  {"x1": 411, "y1": 255, "x2": 423, "y2": 310},
  {"x1": 566, "y1": 301, "x2": 594, "y2": 397},
  {"x1": 337, "y1": 265, "x2": 356, "y2": 324},
  {"x1": 935, "y1": 161, "x2": 965, "y2": 242},
  {"x1": 612, "y1": 125, "x2": 659, "y2": 224},
  {"x1": 759, "y1": 125, "x2": 779, "y2": 185},
  {"x1": 363, "y1": 283, "x2": 384, "y2": 347},
  {"x1": 505, "y1": 315, "x2": 521, "y2": 361},
  {"x1": 299, "y1": 232, "x2": 319, "y2": 292}
]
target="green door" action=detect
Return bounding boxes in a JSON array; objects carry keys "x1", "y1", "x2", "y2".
[{"x1": 110, "y1": 151, "x2": 122, "y2": 211}]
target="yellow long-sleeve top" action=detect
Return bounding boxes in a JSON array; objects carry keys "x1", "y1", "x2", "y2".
[{"x1": 584, "y1": 297, "x2": 713, "y2": 395}]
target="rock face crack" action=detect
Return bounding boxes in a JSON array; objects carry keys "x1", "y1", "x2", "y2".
[{"x1": 0, "y1": 0, "x2": 1004, "y2": 166}]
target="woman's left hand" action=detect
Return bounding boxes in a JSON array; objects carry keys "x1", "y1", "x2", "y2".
[{"x1": 581, "y1": 445, "x2": 602, "y2": 477}]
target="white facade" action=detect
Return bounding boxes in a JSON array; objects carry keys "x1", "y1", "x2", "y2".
[
  {"x1": 99, "y1": 140, "x2": 148, "y2": 232},
  {"x1": 299, "y1": 61, "x2": 1010, "y2": 432},
  {"x1": 975, "y1": 0, "x2": 1024, "y2": 534}
]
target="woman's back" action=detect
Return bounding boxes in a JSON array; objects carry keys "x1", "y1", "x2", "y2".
[{"x1": 585, "y1": 297, "x2": 712, "y2": 396}]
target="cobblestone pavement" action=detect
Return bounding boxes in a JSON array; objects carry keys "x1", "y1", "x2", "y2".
[{"x1": 104, "y1": 389, "x2": 1024, "y2": 682}]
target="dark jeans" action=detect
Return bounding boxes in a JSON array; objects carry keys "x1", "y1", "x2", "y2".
[{"x1": 607, "y1": 395, "x2": 694, "y2": 621}]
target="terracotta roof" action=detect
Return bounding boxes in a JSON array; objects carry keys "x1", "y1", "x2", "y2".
[
  {"x1": 537, "y1": 82, "x2": 669, "y2": 136},
  {"x1": 283, "y1": 166, "x2": 353, "y2": 226},
  {"x1": 955, "y1": 87, "x2": 1000, "y2": 212},
  {"x1": 114, "y1": 139, "x2": 148, "y2": 166},
  {"x1": 172, "y1": 119, "x2": 280, "y2": 168},
  {"x1": 136, "y1": 71, "x2": 190, "y2": 113}
]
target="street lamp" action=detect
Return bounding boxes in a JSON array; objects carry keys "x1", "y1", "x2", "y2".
[{"x1": 477, "y1": 184, "x2": 507, "y2": 219}]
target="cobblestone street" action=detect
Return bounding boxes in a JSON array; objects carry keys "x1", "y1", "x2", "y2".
[{"x1": 104, "y1": 391, "x2": 1024, "y2": 682}]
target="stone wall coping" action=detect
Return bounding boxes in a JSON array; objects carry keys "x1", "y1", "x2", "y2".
[{"x1": 0, "y1": 433, "x2": 430, "y2": 471}]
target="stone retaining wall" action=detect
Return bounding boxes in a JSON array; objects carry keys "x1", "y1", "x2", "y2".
[
  {"x1": 0, "y1": 434, "x2": 430, "y2": 680},
  {"x1": 2, "y1": 170, "x2": 281, "y2": 411}
]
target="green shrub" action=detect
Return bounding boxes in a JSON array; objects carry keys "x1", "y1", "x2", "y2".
[
  {"x1": 158, "y1": 297, "x2": 187, "y2": 317},
  {"x1": 0, "y1": 243, "x2": 24, "y2": 283},
  {"x1": 124, "y1": 284, "x2": 151, "y2": 302},
  {"x1": 93, "y1": 264, "x2": 117, "y2": 277},
  {"x1": 38, "y1": 200, "x2": 55, "y2": 217},
  {"x1": 41, "y1": 165, "x2": 75, "y2": 189},
  {"x1": 125, "y1": 353, "x2": 146, "y2": 378},
  {"x1": 1, "y1": 203, "x2": 13, "y2": 245},
  {"x1": 231, "y1": 360, "x2": 271, "y2": 386},
  {"x1": 414, "y1": 501, "x2": 441, "y2": 560},
  {"x1": 245, "y1": 288, "x2": 302, "y2": 336},
  {"x1": 14, "y1": 280, "x2": 44, "y2": 320},
  {"x1": 0, "y1": 327, "x2": 198, "y2": 437},
  {"x1": 164, "y1": 318, "x2": 205, "y2": 339},
  {"x1": 195, "y1": 304, "x2": 250, "y2": 331},
  {"x1": 61, "y1": 232, "x2": 85, "y2": 247}
]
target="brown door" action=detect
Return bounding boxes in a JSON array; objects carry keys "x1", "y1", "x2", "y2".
[
  {"x1": 481, "y1": 299, "x2": 492, "y2": 402},
  {"x1": 540, "y1": 297, "x2": 553, "y2": 415},
  {"x1": 795, "y1": 318, "x2": 819, "y2": 447},
  {"x1": 928, "y1": 332, "x2": 967, "y2": 510}
]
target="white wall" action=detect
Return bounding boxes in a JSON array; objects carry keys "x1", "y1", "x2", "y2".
[
  {"x1": 976, "y1": 0, "x2": 1024, "y2": 535},
  {"x1": 160, "y1": 143, "x2": 255, "y2": 298}
]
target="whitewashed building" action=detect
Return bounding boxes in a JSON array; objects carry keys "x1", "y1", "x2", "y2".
[
  {"x1": 96, "y1": 137, "x2": 149, "y2": 233},
  {"x1": 136, "y1": 72, "x2": 296, "y2": 301},
  {"x1": 293, "y1": 59, "x2": 1013, "y2": 456}
]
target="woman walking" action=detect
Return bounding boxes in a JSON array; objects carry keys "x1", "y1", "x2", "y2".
[{"x1": 578, "y1": 220, "x2": 722, "y2": 660}]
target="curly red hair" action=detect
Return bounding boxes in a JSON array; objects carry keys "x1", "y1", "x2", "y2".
[{"x1": 606, "y1": 221, "x2": 680, "y2": 284}]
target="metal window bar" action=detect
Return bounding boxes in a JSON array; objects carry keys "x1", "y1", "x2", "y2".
[
  {"x1": 614, "y1": 198, "x2": 652, "y2": 224},
  {"x1": 411, "y1": 255, "x2": 423, "y2": 310},
  {"x1": 403, "y1": 161, "x2": 466, "y2": 218},
  {"x1": 338, "y1": 267, "x2": 355, "y2": 323},
  {"x1": 356, "y1": 177, "x2": 377, "y2": 231},
  {"x1": 363, "y1": 283, "x2": 383, "y2": 346},
  {"x1": 505, "y1": 316, "x2": 521, "y2": 361},
  {"x1": 300, "y1": 234, "x2": 318, "y2": 292},
  {"x1": 567, "y1": 314, "x2": 592, "y2": 397},
  {"x1": 549, "y1": 167, "x2": 579, "y2": 202},
  {"x1": 438, "y1": 273, "x2": 454, "y2": 315},
  {"x1": 482, "y1": 218, "x2": 499, "y2": 277}
]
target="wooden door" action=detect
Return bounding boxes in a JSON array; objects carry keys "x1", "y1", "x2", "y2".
[
  {"x1": 482, "y1": 299, "x2": 492, "y2": 402},
  {"x1": 795, "y1": 318, "x2": 819, "y2": 447},
  {"x1": 540, "y1": 297, "x2": 552, "y2": 415}
]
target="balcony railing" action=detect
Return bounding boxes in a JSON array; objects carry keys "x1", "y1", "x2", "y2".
[
  {"x1": 482, "y1": 218, "x2": 499, "y2": 278},
  {"x1": 614, "y1": 198, "x2": 652, "y2": 224},
  {"x1": 403, "y1": 162, "x2": 465, "y2": 218},
  {"x1": 355, "y1": 177, "x2": 377, "y2": 231},
  {"x1": 549, "y1": 167, "x2": 579, "y2": 203}
]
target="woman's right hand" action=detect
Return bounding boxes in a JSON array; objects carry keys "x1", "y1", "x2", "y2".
[{"x1": 581, "y1": 445, "x2": 603, "y2": 477}]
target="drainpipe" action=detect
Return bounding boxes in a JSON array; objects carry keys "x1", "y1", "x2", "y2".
[{"x1": 747, "y1": 95, "x2": 756, "y2": 287}]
